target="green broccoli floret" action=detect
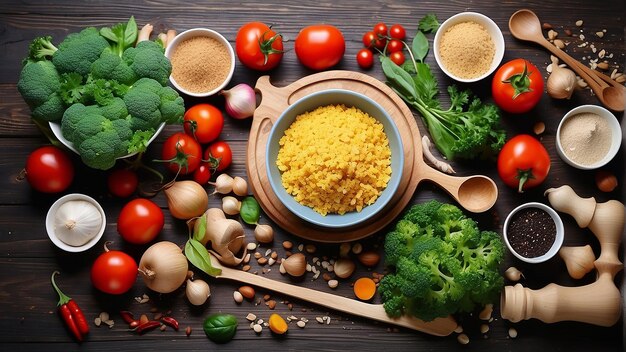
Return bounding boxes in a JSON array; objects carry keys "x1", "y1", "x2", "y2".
[
  {"x1": 31, "y1": 93, "x2": 66, "y2": 122},
  {"x1": 52, "y1": 27, "x2": 110, "y2": 76},
  {"x1": 379, "y1": 200, "x2": 505, "y2": 321},
  {"x1": 124, "y1": 81, "x2": 162, "y2": 131},
  {"x1": 17, "y1": 60, "x2": 62, "y2": 108},
  {"x1": 122, "y1": 41, "x2": 171, "y2": 86},
  {"x1": 98, "y1": 97, "x2": 128, "y2": 120},
  {"x1": 23, "y1": 36, "x2": 58, "y2": 65},
  {"x1": 60, "y1": 103, "x2": 100, "y2": 142},
  {"x1": 159, "y1": 86, "x2": 185, "y2": 124},
  {"x1": 91, "y1": 49, "x2": 138, "y2": 85},
  {"x1": 78, "y1": 130, "x2": 120, "y2": 170}
]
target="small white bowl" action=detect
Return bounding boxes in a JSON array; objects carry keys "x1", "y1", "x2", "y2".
[
  {"x1": 165, "y1": 28, "x2": 235, "y2": 97},
  {"x1": 503, "y1": 202, "x2": 564, "y2": 264},
  {"x1": 46, "y1": 193, "x2": 106, "y2": 253},
  {"x1": 556, "y1": 104, "x2": 622, "y2": 170},
  {"x1": 434, "y1": 12, "x2": 505, "y2": 83}
]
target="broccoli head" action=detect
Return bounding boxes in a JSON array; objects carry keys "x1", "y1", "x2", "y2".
[
  {"x1": 52, "y1": 27, "x2": 110, "y2": 76},
  {"x1": 380, "y1": 200, "x2": 505, "y2": 321},
  {"x1": 124, "y1": 81, "x2": 162, "y2": 131},
  {"x1": 17, "y1": 60, "x2": 63, "y2": 116},
  {"x1": 159, "y1": 86, "x2": 185, "y2": 124},
  {"x1": 23, "y1": 36, "x2": 58, "y2": 65},
  {"x1": 122, "y1": 41, "x2": 171, "y2": 86},
  {"x1": 91, "y1": 49, "x2": 138, "y2": 85}
]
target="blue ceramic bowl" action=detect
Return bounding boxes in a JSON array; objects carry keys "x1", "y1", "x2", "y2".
[{"x1": 266, "y1": 89, "x2": 404, "y2": 229}]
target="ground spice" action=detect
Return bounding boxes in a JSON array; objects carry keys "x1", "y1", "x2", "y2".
[
  {"x1": 171, "y1": 36, "x2": 231, "y2": 93},
  {"x1": 439, "y1": 21, "x2": 495, "y2": 79},
  {"x1": 559, "y1": 112, "x2": 611, "y2": 166},
  {"x1": 507, "y1": 208, "x2": 556, "y2": 258}
]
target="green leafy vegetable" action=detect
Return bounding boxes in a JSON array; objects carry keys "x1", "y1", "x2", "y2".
[
  {"x1": 379, "y1": 200, "x2": 505, "y2": 322},
  {"x1": 418, "y1": 13, "x2": 440, "y2": 33},
  {"x1": 203, "y1": 314, "x2": 238, "y2": 343},
  {"x1": 185, "y1": 238, "x2": 222, "y2": 277},
  {"x1": 381, "y1": 24, "x2": 505, "y2": 160},
  {"x1": 100, "y1": 16, "x2": 138, "y2": 57},
  {"x1": 240, "y1": 196, "x2": 261, "y2": 225}
]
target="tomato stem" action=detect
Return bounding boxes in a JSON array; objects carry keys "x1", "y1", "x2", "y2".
[
  {"x1": 515, "y1": 168, "x2": 536, "y2": 193},
  {"x1": 502, "y1": 61, "x2": 534, "y2": 99},
  {"x1": 258, "y1": 29, "x2": 283, "y2": 66}
]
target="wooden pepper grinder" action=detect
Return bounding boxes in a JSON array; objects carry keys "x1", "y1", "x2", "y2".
[{"x1": 500, "y1": 185, "x2": 625, "y2": 327}]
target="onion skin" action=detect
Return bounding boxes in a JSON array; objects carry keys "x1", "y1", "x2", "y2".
[
  {"x1": 139, "y1": 241, "x2": 188, "y2": 293},
  {"x1": 164, "y1": 181, "x2": 208, "y2": 220}
]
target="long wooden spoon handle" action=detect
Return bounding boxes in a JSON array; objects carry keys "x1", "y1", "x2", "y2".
[{"x1": 217, "y1": 266, "x2": 457, "y2": 336}]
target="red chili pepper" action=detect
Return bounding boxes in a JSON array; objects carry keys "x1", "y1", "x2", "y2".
[
  {"x1": 135, "y1": 320, "x2": 161, "y2": 334},
  {"x1": 120, "y1": 311, "x2": 136, "y2": 325},
  {"x1": 51, "y1": 271, "x2": 89, "y2": 341},
  {"x1": 161, "y1": 316, "x2": 179, "y2": 331}
]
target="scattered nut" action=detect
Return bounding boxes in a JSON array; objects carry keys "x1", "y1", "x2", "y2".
[
  {"x1": 597, "y1": 62, "x2": 609, "y2": 70},
  {"x1": 616, "y1": 75, "x2": 626, "y2": 83},
  {"x1": 509, "y1": 327, "x2": 518, "y2": 339},
  {"x1": 547, "y1": 29, "x2": 558, "y2": 40},
  {"x1": 246, "y1": 242, "x2": 257, "y2": 251},
  {"x1": 533, "y1": 122, "x2": 545, "y2": 135},
  {"x1": 542, "y1": 22, "x2": 553, "y2": 30},
  {"x1": 358, "y1": 251, "x2": 381, "y2": 267},
  {"x1": 598, "y1": 49, "x2": 606, "y2": 59},
  {"x1": 246, "y1": 313, "x2": 257, "y2": 321},
  {"x1": 479, "y1": 304, "x2": 494, "y2": 320},
  {"x1": 239, "y1": 286, "x2": 255, "y2": 300},
  {"x1": 258, "y1": 257, "x2": 268, "y2": 265},
  {"x1": 328, "y1": 279, "x2": 339, "y2": 289},
  {"x1": 351, "y1": 243, "x2": 363, "y2": 255},
  {"x1": 94, "y1": 317, "x2": 102, "y2": 327},
  {"x1": 339, "y1": 243, "x2": 351, "y2": 257},
  {"x1": 480, "y1": 324, "x2": 490, "y2": 334},
  {"x1": 233, "y1": 290, "x2": 244, "y2": 303},
  {"x1": 268, "y1": 300, "x2": 277, "y2": 309},
  {"x1": 454, "y1": 325, "x2": 464, "y2": 334},
  {"x1": 253, "y1": 324, "x2": 263, "y2": 334},
  {"x1": 185, "y1": 326, "x2": 192, "y2": 337},
  {"x1": 554, "y1": 39, "x2": 565, "y2": 49},
  {"x1": 242, "y1": 264, "x2": 251, "y2": 272},
  {"x1": 457, "y1": 333, "x2": 470, "y2": 345},
  {"x1": 575, "y1": 20, "x2": 583, "y2": 27},
  {"x1": 577, "y1": 79, "x2": 588, "y2": 88},
  {"x1": 316, "y1": 317, "x2": 324, "y2": 324},
  {"x1": 305, "y1": 244, "x2": 316, "y2": 253},
  {"x1": 564, "y1": 28, "x2": 573, "y2": 36},
  {"x1": 296, "y1": 320, "x2": 306, "y2": 328},
  {"x1": 596, "y1": 31, "x2": 604, "y2": 38}
]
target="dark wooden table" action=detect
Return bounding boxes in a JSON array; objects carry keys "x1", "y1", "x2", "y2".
[{"x1": 1, "y1": 1, "x2": 624, "y2": 351}]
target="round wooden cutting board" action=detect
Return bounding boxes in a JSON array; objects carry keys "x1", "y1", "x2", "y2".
[{"x1": 247, "y1": 70, "x2": 497, "y2": 243}]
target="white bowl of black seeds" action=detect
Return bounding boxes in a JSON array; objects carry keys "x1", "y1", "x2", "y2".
[{"x1": 503, "y1": 202, "x2": 564, "y2": 264}]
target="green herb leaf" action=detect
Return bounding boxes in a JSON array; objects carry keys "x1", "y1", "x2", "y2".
[
  {"x1": 127, "y1": 129, "x2": 155, "y2": 154},
  {"x1": 123, "y1": 16, "x2": 138, "y2": 46},
  {"x1": 381, "y1": 56, "x2": 417, "y2": 100},
  {"x1": 203, "y1": 314, "x2": 238, "y2": 343},
  {"x1": 411, "y1": 31, "x2": 429, "y2": 62},
  {"x1": 240, "y1": 196, "x2": 261, "y2": 225},
  {"x1": 418, "y1": 13, "x2": 440, "y2": 33},
  {"x1": 184, "y1": 239, "x2": 222, "y2": 277},
  {"x1": 99, "y1": 28, "x2": 118, "y2": 43},
  {"x1": 100, "y1": 17, "x2": 138, "y2": 56},
  {"x1": 193, "y1": 215, "x2": 207, "y2": 242},
  {"x1": 59, "y1": 72, "x2": 86, "y2": 105}
]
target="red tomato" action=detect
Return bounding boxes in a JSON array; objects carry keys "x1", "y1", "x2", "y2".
[
  {"x1": 492, "y1": 59, "x2": 544, "y2": 114},
  {"x1": 362, "y1": 31, "x2": 376, "y2": 48},
  {"x1": 25, "y1": 146, "x2": 74, "y2": 193},
  {"x1": 235, "y1": 22, "x2": 283, "y2": 71},
  {"x1": 390, "y1": 51, "x2": 405, "y2": 65},
  {"x1": 205, "y1": 141, "x2": 233, "y2": 172},
  {"x1": 193, "y1": 163, "x2": 212, "y2": 185},
  {"x1": 295, "y1": 24, "x2": 345, "y2": 71},
  {"x1": 373, "y1": 37, "x2": 387, "y2": 51},
  {"x1": 386, "y1": 39, "x2": 403, "y2": 53},
  {"x1": 373, "y1": 22, "x2": 388, "y2": 37},
  {"x1": 117, "y1": 198, "x2": 164, "y2": 245},
  {"x1": 497, "y1": 134, "x2": 551, "y2": 193},
  {"x1": 91, "y1": 249, "x2": 137, "y2": 294},
  {"x1": 183, "y1": 104, "x2": 224, "y2": 144},
  {"x1": 107, "y1": 169, "x2": 138, "y2": 198},
  {"x1": 389, "y1": 24, "x2": 406, "y2": 40},
  {"x1": 161, "y1": 132, "x2": 203, "y2": 175},
  {"x1": 356, "y1": 49, "x2": 374, "y2": 69}
]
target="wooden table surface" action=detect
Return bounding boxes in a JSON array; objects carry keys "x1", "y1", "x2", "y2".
[{"x1": 0, "y1": 0, "x2": 624, "y2": 351}]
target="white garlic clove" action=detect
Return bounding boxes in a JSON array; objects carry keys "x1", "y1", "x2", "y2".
[
  {"x1": 186, "y1": 278, "x2": 211, "y2": 305},
  {"x1": 53, "y1": 200, "x2": 103, "y2": 246}
]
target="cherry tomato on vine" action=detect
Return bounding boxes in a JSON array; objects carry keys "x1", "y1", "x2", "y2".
[
  {"x1": 107, "y1": 169, "x2": 138, "y2": 198},
  {"x1": 235, "y1": 22, "x2": 283, "y2": 71},
  {"x1": 362, "y1": 31, "x2": 376, "y2": 48},
  {"x1": 295, "y1": 24, "x2": 345, "y2": 71},
  {"x1": 193, "y1": 163, "x2": 212, "y2": 185},
  {"x1": 161, "y1": 132, "x2": 203, "y2": 175},
  {"x1": 91, "y1": 248, "x2": 137, "y2": 294},
  {"x1": 497, "y1": 134, "x2": 551, "y2": 193},
  {"x1": 205, "y1": 141, "x2": 233, "y2": 172},
  {"x1": 117, "y1": 198, "x2": 164, "y2": 245},
  {"x1": 389, "y1": 24, "x2": 406, "y2": 40},
  {"x1": 25, "y1": 146, "x2": 74, "y2": 193},
  {"x1": 492, "y1": 59, "x2": 544, "y2": 114},
  {"x1": 373, "y1": 22, "x2": 388, "y2": 37},
  {"x1": 386, "y1": 39, "x2": 403, "y2": 53},
  {"x1": 356, "y1": 49, "x2": 374, "y2": 69},
  {"x1": 390, "y1": 51, "x2": 405, "y2": 65},
  {"x1": 183, "y1": 104, "x2": 224, "y2": 144}
]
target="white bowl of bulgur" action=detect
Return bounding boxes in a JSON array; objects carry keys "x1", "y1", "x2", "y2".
[
  {"x1": 266, "y1": 89, "x2": 404, "y2": 229},
  {"x1": 433, "y1": 12, "x2": 505, "y2": 83},
  {"x1": 165, "y1": 28, "x2": 235, "y2": 97}
]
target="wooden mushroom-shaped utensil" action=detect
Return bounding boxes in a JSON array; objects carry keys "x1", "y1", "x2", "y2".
[
  {"x1": 501, "y1": 185, "x2": 625, "y2": 327},
  {"x1": 558, "y1": 245, "x2": 595, "y2": 279}
]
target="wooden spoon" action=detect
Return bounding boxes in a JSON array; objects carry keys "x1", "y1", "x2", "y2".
[
  {"x1": 508, "y1": 9, "x2": 625, "y2": 112},
  {"x1": 208, "y1": 254, "x2": 458, "y2": 336}
]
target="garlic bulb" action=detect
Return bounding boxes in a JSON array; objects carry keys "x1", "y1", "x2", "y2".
[
  {"x1": 186, "y1": 278, "x2": 211, "y2": 305},
  {"x1": 211, "y1": 173, "x2": 234, "y2": 195},
  {"x1": 139, "y1": 241, "x2": 188, "y2": 293},
  {"x1": 232, "y1": 176, "x2": 248, "y2": 196},
  {"x1": 219, "y1": 83, "x2": 256, "y2": 119},
  {"x1": 254, "y1": 224, "x2": 274, "y2": 243},
  {"x1": 53, "y1": 200, "x2": 103, "y2": 246},
  {"x1": 222, "y1": 196, "x2": 241, "y2": 215}
]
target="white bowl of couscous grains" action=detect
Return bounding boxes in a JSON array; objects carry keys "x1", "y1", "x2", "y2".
[
  {"x1": 266, "y1": 89, "x2": 404, "y2": 229},
  {"x1": 434, "y1": 12, "x2": 505, "y2": 83},
  {"x1": 165, "y1": 28, "x2": 235, "y2": 97}
]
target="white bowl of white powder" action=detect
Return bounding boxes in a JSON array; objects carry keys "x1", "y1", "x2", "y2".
[{"x1": 556, "y1": 105, "x2": 622, "y2": 170}]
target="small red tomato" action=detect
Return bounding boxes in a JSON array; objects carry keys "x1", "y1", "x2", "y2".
[
  {"x1": 193, "y1": 163, "x2": 212, "y2": 185},
  {"x1": 362, "y1": 31, "x2": 376, "y2": 48},
  {"x1": 356, "y1": 49, "x2": 374, "y2": 69},
  {"x1": 492, "y1": 59, "x2": 544, "y2": 114},
  {"x1": 295, "y1": 24, "x2": 345, "y2": 71},
  {"x1": 205, "y1": 141, "x2": 233, "y2": 172},
  {"x1": 497, "y1": 134, "x2": 551, "y2": 193},
  {"x1": 373, "y1": 22, "x2": 388, "y2": 37},
  {"x1": 373, "y1": 37, "x2": 387, "y2": 51},
  {"x1": 183, "y1": 104, "x2": 224, "y2": 144},
  {"x1": 161, "y1": 133, "x2": 203, "y2": 175},
  {"x1": 235, "y1": 22, "x2": 283, "y2": 71},
  {"x1": 390, "y1": 51, "x2": 405, "y2": 65},
  {"x1": 117, "y1": 198, "x2": 164, "y2": 245},
  {"x1": 389, "y1": 24, "x2": 406, "y2": 40},
  {"x1": 91, "y1": 249, "x2": 137, "y2": 295},
  {"x1": 107, "y1": 169, "x2": 138, "y2": 198},
  {"x1": 386, "y1": 39, "x2": 403, "y2": 53},
  {"x1": 25, "y1": 146, "x2": 74, "y2": 193}
]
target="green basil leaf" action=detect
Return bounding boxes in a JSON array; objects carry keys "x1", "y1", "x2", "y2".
[
  {"x1": 185, "y1": 239, "x2": 222, "y2": 277},
  {"x1": 381, "y1": 56, "x2": 417, "y2": 100},
  {"x1": 240, "y1": 196, "x2": 260, "y2": 225},
  {"x1": 123, "y1": 16, "x2": 138, "y2": 47},
  {"x1": 203, "y1": 313, "x2": 238, "y2": 343},
  {"x1": 193, "y1": 215, "x2": 207, "y2": 242},
  {"x1": 411, "y1": 31, "x2": 429, "y2": 63},
  {"x1": 99, "y1": 27, "x2": 118, "y2": 43}
]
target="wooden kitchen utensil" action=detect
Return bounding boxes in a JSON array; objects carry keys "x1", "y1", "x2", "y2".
[{"x1": 247, "y1": 70, "x2": 498, "y2": 243}]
